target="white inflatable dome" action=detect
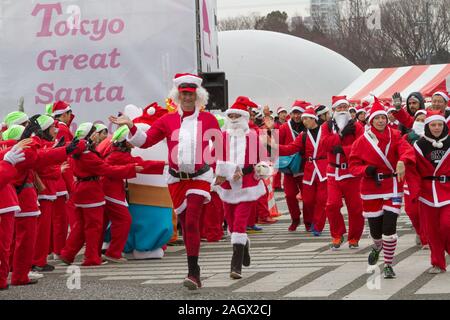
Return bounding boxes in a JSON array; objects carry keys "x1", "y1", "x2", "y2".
[{"x1": 219, "y1": 30, "x2": 362, "y2": 109}]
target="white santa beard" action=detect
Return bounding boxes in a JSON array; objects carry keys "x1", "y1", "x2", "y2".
[
  {"x1": 334, "y1": 112, "x2": 351, "y2": 131},
  {"x1": 226, "y1": 118, "x2": 249, "y2": 136}
]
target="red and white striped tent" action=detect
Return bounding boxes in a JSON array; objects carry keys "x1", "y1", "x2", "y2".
[{"x1": 340, "y1": 64, "x2": 450, "y2": 103}]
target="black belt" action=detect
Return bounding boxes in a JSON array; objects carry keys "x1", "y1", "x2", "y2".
[
  {"x1": 169, "y1": 164, "x2": 210, "y2": 180},
  {"x1": 376, "y1": 173, "x2": 397, "y2": 181},
  {"x1": 15, "y1": 183, "x2": 34, "y2": 193},
  {"x1": 76, "y1": 176, "x2": 99, "y2": 182},
  {"x1": 307, "y1": 156, "x2": 327, "y2": 162},
  {"x1": 331, "y1": 163, "x2": 348, "y2": 170},
  {"x1": 424, "y1": 176, "x2": 450, "y2": 183}
]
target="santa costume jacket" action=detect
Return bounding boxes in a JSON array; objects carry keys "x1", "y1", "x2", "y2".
[{"x1": 349, "y1": 127, "x2": 415, "y2": 200}]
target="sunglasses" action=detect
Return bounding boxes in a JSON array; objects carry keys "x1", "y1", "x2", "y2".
[{"x1": 179, "y1": 83, "x2": 198, "y2": 89}]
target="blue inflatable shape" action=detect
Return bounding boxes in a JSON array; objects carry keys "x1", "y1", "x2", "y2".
[{"x1": 124, "y1": 204, "x2": 173, "y2": 253}]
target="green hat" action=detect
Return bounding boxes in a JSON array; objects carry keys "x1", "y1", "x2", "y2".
[
  {"x1": 2, "y1": 124, "x2": 25, "y2": 141},
  {"x1": 4, "y1": 111, "x2": 29, "y2": 128},
  {"x1": 37, "y1": 115, "x2": 54, "y2": 131},
  {"x1": 74, "y1": 122, "x2": 94, "y2": 140},
  {"x1": 94, "y1": 123, "x2": 108, "y2": 133},
  {"x1": 215, "y1": 114, "x2": 225, "y2": 128},
  {"x1": 45, "y1": 103, "x2": 54, "y2": 116},
  {"x1": 111, "y1": 125, "x2": 129, "y2": 143}
]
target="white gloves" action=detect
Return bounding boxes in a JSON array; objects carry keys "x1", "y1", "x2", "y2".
[{"x1": 3, "y1": 144, "x2": 25, "y2": 165}]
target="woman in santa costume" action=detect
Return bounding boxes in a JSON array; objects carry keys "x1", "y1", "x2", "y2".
[
  {"x1": 32, "y1": 115, "x2": 64, "y2": 272},
  {"x1": 274, "y1": 106, "x2": 328, "y2": 236},
  {"x1": 278, "y1": 100, "x2": 308, "y2": 232},
  {"x1": 349, "y1": 97, "x2": 416, "y2": 279},
  {"x1": 110, "y1": 73, "x2": 221, "y2": 290},
  {"x1": 0, "y1": 137, "x2": 30, "y2": 290},
  {"x1": 100, "y1": 125, "x2": 165, "y2": 263},
  {"x1": 59, "y1": 123, "x2": 142, "y2": 266},
  {"x1": 321, "y1": 96, "x2": 365, "y2": 250},
  {"x1": 408, "y1": 110, "x2": 450, "y2": 274},
  {"x1": 52, "y1": 101, "x2": 77, "y2": 235},
  {"x1": 214, "y1": 102, "x2": 269, "y2": 279},
  {"x1": 3, "y1": 119, "x2": 80, "y2": 286}
]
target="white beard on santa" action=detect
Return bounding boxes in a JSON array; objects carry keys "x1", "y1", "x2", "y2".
[{"x1": 333, "y1": 111, "x2": 351, "y2": 132}]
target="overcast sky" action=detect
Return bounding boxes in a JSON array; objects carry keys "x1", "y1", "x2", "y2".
[{"x1": 216, "y1": 0, "x2": 310, "y2": 19}]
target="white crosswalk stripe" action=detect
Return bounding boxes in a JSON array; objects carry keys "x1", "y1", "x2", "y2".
[{"x1": 37, "y1": 192, "x2": 449, "y2": 300}]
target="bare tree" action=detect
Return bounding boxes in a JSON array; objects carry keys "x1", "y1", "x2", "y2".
[
  {"x1": 380, "y1": 0, "x2": 450, "y2": 65},
  {"x1": 218, "y1": 13, "x2": 263, "y2": 31}
]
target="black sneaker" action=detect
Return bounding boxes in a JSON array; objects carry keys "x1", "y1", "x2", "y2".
[
  {"x1": 383, "y1": 265, "x2": 396, "y2": 279},
  {"x1": 368, "y1": 247, "x2": 381, "y2": 265},
  {"x1": 32, "y1": 264, "x2": 55, "y2": 272}
]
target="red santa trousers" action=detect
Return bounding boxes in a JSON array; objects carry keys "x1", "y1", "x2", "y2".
[
  {"x1": 302, "y1": 180, "x2": 327, "y2": 232},
  {"x1": 326, "y1": 177, "x2": 364, "y2": 242},
  {"x1": 10, "y1": 216, "x2": 38, "y2": 285},
  {"x1": 51, "y1": 195, "x2": 68, "y2": 255},
  {"x1": 32, "y1": 199, "x2": 53, "y2": 267},
  {"x1": 404, "y1": 194, "x2": 427, "y2": 245},
  {"x1": 273, "y1": 172, "x2": 282, "y2": 189},
  {"x1": 60, "y1": 206, "x2": 104, "y2": 266},
  {"x1": 103, "y1": 201, "x2": 132, "y2": 259},
  {"x1": 420, "y1": 203, "x2": 450, "y2": 271},
  {"x1": 0, "y1": 212, "x2": 15, "y2": 289},
  {"x1": 200, "y1": 191, "x2": 224, "y2": 242},
  {"x1": 178, "y1": 194, "x2": 206, "y2": 257},
  {"x1": 224, "y1": 201, "x2": 256, "y2": 234},
  {"x1": 283, "y1": 174, "x2": 308, "y2": 225},
  {"x1": 66, "y1": 198, "x2": 77, "y2": 230}
]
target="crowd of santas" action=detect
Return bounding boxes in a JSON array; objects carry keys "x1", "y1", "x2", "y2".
[{"x1": 0, "y1": 80, "x2": 449, "y2": 291}]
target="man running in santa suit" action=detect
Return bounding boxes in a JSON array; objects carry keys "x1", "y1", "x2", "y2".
[
  {"x1": 110, "y1": 73, "x2": 220, "y2": 290},
  {"x1": 273, "y1": 106, "x2": 328, "y2": 236},
  {"x1": 214, "y1": 102, "x2": 269, "y2": 279},
  {"x1": 278, "y1": 100, "x2": 309, "y2": 232},
  {"x1": 321, "y1": 96, "x2": 365, "y2": 250}
]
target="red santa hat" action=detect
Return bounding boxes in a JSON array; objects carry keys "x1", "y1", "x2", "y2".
[
  {"x1": 173, "y1": 73, "x2": 203, "y2": 92},
  {"x1": 361, "y1": 95, "x2": 375, "y2": 109},
  {"x1": 331, "y1": 95, "x2": 349, "y2": 109},
  {"x1": 433, "y1": 91, "x2": 449, "y2": 103},
  {"x1": 277, "y1": 106, "x2": 288, "y2": 114},
  {"x1": 368, "y1": 97, "x2": 387, "y2": 124},
  {"x1": 225, "y1": 98, "x2": 250, "y2": 119},
  {"x1": 231, "y1": 96, "x2": 258, "y2": 109},
  {"x1": 291, "y1": 100, "x2": 310, "y2": 113},
  {"x1": 132, "y1": 102, "x2": 168, "y2": 127},
  {"x1": 424, "y1": 109, "x2": 446, "y2": 125},
  {"x1": 52, "y1": 101, "x2": 71, "y2": 116},
  {"x1": 349, "y1": 105, "x2": 357, "y2": 113},
  {"x1": 414, "y1": 109, "x2": 427, "y2": 118},
  {"x1": 301, "y1": 106, "x2": 318, "y2": 121},
  {"x1": 315, "y1": 104, "x2": 330, "y2": 116},
  {"x1": 355, "y1": 105, "x2": 367, "y2": 115}
]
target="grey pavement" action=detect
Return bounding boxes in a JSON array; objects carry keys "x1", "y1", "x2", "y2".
[{"x1": 1, "y1": 192, "x2": 449, "y2": 300}]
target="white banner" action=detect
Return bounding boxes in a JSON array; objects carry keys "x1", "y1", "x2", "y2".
[{"x1": 0, "y1": 0, "x2": 198, "y2": 129}]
